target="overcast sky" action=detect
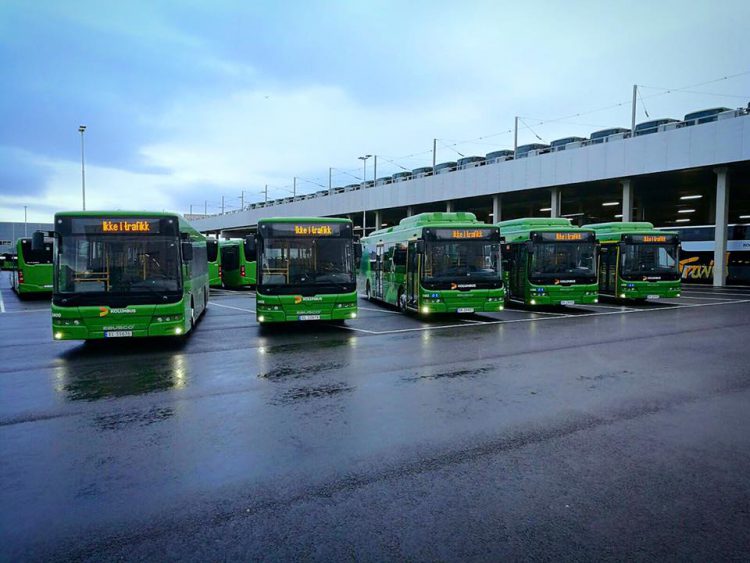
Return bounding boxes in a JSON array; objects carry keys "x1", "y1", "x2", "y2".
[{"x1": 1, "y1": 0, "x2": 748, "y2": 222}]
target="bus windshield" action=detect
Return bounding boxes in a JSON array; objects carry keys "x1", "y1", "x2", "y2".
[
  {"x1": 423, "y1": 241, "x2": 501, "y2": 282},
  {"x1": 620, "y1": 244, "x2": 679, "y2": 279},
  {"x1": 530, "y1": 242, "x2": 596, "y2": 281},
  {"x1": 260, "y1": 238, "x2": 354, "y2": 286},
  {"x1": 57, "y1": 235, "x2": 181, "y2": 294}
]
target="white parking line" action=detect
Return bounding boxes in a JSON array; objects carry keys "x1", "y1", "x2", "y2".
[
  {"x1": 357, "y1": 306, "x2": 403, "y2": 315},
  {"x1": 678, "y1": 295, "x2": 743, "y2": 301},
  {"x1": 211, "y1": 302, "x2": 256, "y2": 313},
  {"x1": 0, "y1": 288, "x2": 5, "y2": 313},
  {"x1": 682, "y1": 290, "x2": 750, "y2": 298},
  {"x1": 329, "y1": 298, "x2": 750, "y2": 336}
]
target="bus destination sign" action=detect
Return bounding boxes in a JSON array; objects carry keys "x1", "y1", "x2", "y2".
[
  {"x1": 101, "y1": 220, "x2": 157, "y2": 233},
  {"x1": 431, "y1": 228, "x2": 498, "y2": 241},
  {"x1": 535, "y1": 231, "x2": 594, "y2": 242},
  {"x1": 627, "y1": 234, "x2": 677, "y2": 244},
  {"x1": 260, "y1": 222, "x2": 350, "y2": 238},
  {"x1": 294, "y1": 224, "x2": 333, "y2": 236}
]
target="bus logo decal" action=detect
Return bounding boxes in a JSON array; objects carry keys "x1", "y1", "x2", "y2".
[{"x1": 99, "y1": 307, "x2": 108, "y2": 317}]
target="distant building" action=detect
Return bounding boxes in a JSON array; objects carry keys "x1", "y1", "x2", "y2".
[{"x1": 0, "y1": 222, "x2": 54, "y2": 253}]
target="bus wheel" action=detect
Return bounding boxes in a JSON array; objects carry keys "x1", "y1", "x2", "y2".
[
  {"x1": 190, "y1": 299, "x2": 196, "y2": 329},
  {"x1": 398, "y1": 289, "x2": 407, "y2": 313},
  {"x1": 366, "y1": 281, "x2": 372, "y2": 301},
  {"x1": 203, "y1": 287, "x2": 209, "y2": 315}
]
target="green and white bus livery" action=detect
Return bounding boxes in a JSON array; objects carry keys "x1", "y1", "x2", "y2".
[
  {"x1": 254, "y1": 217, "x2": 357, "y2": 323},
  {"x1": 207, "y1": 238, "x2": 222, "y2": 288},
  {"x1": 11, "y1": 236, "x2": 53, "y2": 296},
  {"x1": 360, "y1": 212, "x2": 505, "y2": 315},
  {"x1": 498, "y1": 217, "x2": 598, "y2": 306},
  {"x1": 48, "y1": 211, "x2": 209, "y2": 340},
  {"x1": 219, "y1": 238, "x2": 257, "y2": 288},
  {"x1": 585, "y1": 222, "x2": 680, "y2": 300}
]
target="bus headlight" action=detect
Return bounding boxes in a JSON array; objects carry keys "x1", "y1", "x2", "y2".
[
  {"x1": 258, "y1": 315, "x2": 265, "y2": 322},
  {"x1": 619, "y1": 293, "x2": 626, "y2": 298},
  {"x1": 175, "y1": 327, "x2": 183, "y2": 335},
  {"x1": 350, "y1": 312, "x2": 357, "y2": 319},
  {"x1": 421, "y1": 306, "x2": 430, "y2": 314},
  {"x1": 54, "y1": 332, "x2": 63, "y2": 340},
  {"x1": 594, "y1": 298, "x2": 599, "y2": 303},
  {"x1": 530, "y1": 299, "x2": 536, "y2": 305}
]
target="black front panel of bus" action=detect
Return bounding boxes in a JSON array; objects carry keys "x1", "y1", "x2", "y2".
[
  {"x1": 258, "y1": 222, "x2": 352, "y2": 238},
  {"x1": 56, "y1": 216, "x2": 180, "y2": 237}
]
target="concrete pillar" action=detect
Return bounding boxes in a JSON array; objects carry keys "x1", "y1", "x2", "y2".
[
  {"x1": 492, "y1": 194, "x2": 501, "y2": 223},
  {"x1": 550, "y1": 187, "x2": 561, "y2": 218},
  {"x1": 374, "y1": 210, "x2": 382, "y2": 230},
  {"x1": 446, "y1": 200, "x2": 453, "y2": 212},
  {"x1": 713, "y1": 167, "x2": 730, "y2": 287},
  {"x1": 621, "y1": 179, "x2": 633, "y2": 222},
  {"x1": 406, "y1": 206, "x2": 414, "y2": 217}
]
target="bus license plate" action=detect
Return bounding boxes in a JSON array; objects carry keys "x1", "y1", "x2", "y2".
[
  {"x1": 647, "y1": 295, "x2": 660, "y2": 300},
  {"x1": 560, "y1": 300, "x2": 575, "y2": 306},
  {"x1": 298, "y1": 314, "x2": 321, "y2": 321},
  {"x1": 457, "y1": 307, "x2": 474, "y2": 313},
  {"x1": 105, "y1": 330, "x2": 132, "y2": 338}
]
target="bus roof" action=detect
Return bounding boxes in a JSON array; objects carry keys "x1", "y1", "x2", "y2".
[
  {"x1": 583, "y1": 221, "x2": 677, "y2": 241},
  {"x1": 257, "y1": 217, "x2": 352, "y2": 225},
  {"x1": 365, "y1": 212, "x2": 493, "y2": 240},
  {"x1": 497, "y1": 217, "x2": 592, "y2": 241}
]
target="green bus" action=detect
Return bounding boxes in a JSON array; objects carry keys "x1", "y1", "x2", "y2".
[
  {"x1": 207, "y1": 238, "x2": 222, "y2": 288},
  {"x1": 360, "y1": 212, "x2": 505, "y2": 315},
  {"x1": 253, "y1": 217, "x2": 357, "y2": 323},
  {"x1": 220, "y1": 238, "x2": 257, "y2": 289},
  {"x1": 11, "y1": 237, "x2": 53, "y2": 296},
  {"x1": 585, "y1": 222, "x2": 681, "y2": 300},
  {"x1": 497, "y1": 217, "x2": 599, "y2": 306},
  {"x1": 48, "y1": 211, "x2": 209, "y2": 340}
]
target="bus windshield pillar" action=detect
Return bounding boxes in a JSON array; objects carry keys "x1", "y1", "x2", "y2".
[
  {"x1": 620, "y1": 179, "x2": 633, "y2": 222},
  {"x1": 445, "y1": 200, "x2": 453, "y2": 213},
  {"x1": 550, "y1": 187, "x2": 561, "y2": 218},
  {"x1": 375, "y1": 210, "x2": 382, "y2": 231},
  {"x1": 713, "y1": 167, "x2": 730, "y2": 287}
]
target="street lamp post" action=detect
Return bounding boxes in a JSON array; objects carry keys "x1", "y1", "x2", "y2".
[
  {"x1": 24, "y1": 205, "x2": 28, "y2": 237},
  {"x1": 358, "y1": 154, "x2": 372, "y2": 235},
  {"x1": 78, "y1": 125, "x2": 87, "y2": 210}
]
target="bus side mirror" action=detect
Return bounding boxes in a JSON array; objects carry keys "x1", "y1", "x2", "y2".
[
  {"x1": 181, "y1": 242, "x2": 194, "y2": 261},
  {"x1": 31, "y1": 231, "x2": 45, "y2": 251},
  {"x1": 416, "y1": 240, "x2": 425, "y2": 254},
  {"x1": 353, "y1": 242, "x2": 362, "y2": 264},
  {"x1": 244, "y1": 235, "x2": 257, "y2": 260},
  {"x1": 525, "y1": 240, "x2": 534, "y2": 254}
]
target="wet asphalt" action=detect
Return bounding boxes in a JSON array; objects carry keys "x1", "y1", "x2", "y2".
[{"x1": 1, "y1": 272, "x2": 750, "y2": 561}]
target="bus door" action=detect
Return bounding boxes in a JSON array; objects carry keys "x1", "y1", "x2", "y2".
[
  {"x1": 406, "y1": 241, "x2": 420, "y2": 308},
  {"x1": 599, "y1": 244, "x2": 616, "y2": 294},
  {"x1": 374, "y1": 243, "x2": 385, "y2": 299}
]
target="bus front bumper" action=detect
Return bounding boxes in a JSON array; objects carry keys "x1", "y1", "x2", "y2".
[
  {"x1": 257, "y1": 307, "x2": 358, "y2": 323},
  {"x1": 52, "y1": 318, "x2": 187, "y2": 340}
]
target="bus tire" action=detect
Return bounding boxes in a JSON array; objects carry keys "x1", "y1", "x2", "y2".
[
  {"x1": 190, "y1": 298, "x2": 196, "y2": 330},
  {"x1": 203, "y1": 287, "x2": 209, "y2": 315}
]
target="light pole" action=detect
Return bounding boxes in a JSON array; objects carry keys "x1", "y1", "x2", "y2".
[
  {"x1": 358, "y1": 154, "x2": 372, "y2": 235},
  {"x1": 78, "y1": 125, "x2": 87, "y2": 210},
  {"x1": 24, "y1": 205, "x2": 28, "y2": 237}
]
